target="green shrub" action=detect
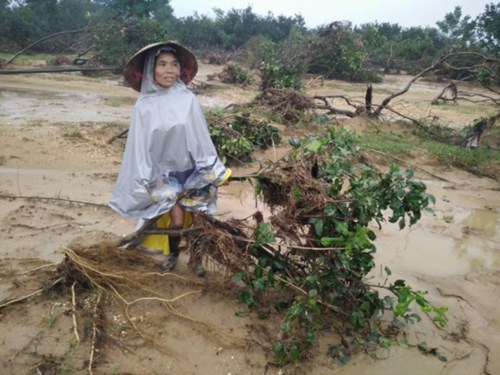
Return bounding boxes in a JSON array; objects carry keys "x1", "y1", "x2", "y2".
[
  {"x1": 220, "y1": 63, "x2": 252, "y2": 85},
  {"x1": 259, "y1": 59, "x2": 303, "y2": 90}
]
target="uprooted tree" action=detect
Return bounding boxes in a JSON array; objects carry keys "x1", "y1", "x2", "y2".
[
  {"x1": 312, "y1": 52, "x2": 500, "y2": 121},
  {"x1": 254, "y1": 51, "x2": 499, "y2": 150},
  {"x1": 208, "y1": 127, "x2": 447, "y2": 363}
]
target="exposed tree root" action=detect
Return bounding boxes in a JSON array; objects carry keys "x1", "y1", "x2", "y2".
[
  {"x1": 0, "y1": 239, "x2": 254, "y2": 370},
  {"x1": 88, "y1": 290, "x2": 102, "y2": 375}
]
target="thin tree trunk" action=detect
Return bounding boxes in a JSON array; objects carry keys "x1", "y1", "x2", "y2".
[{"x1": 5, "y1": 27, "x2": 90, "y2": 65}]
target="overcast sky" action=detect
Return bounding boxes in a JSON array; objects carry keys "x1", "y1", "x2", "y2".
[{"x1": 169, "y1": 0, "x2": 492, "y2": 29}]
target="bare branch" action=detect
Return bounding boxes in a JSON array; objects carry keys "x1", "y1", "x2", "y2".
[
  {"x1": 0, "y1": 194, "x2": 108, "y2": 208},
  {"x1": 374, "y1": 52, "x2": 500, "y2": 117},
  {"x1": 312, "y1": 96, "x2": 356, "y2": 117},
  {"x1": 373, "y1": 61, "x2": 437, "y2": 116},
  {"x1": 0, "y1": 67, "x2": 119, "y2": 75},
  {"x1": 5, "y1": 27, "x2": 91, "y2": 66}
]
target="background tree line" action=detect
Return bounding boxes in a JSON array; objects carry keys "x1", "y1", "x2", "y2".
[{"x1": 1, "y1": 0, "x2": 499, "y2": 85}]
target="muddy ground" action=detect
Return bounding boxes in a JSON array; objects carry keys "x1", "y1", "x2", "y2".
[{"x1": 0, "y1": 63, "x2": 499, "y2": 375}]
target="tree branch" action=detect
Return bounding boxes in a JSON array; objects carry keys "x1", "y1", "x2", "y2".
[{"x1": 5, "y1": 27, "x2": 91, "y2": 65}]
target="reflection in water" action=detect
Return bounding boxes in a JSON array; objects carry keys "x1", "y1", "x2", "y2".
[
  {"x1": 218, "y1": 179, "x2": 269, "y2": 221},
  {"x1": 454, "y1": 208, "x2": 500, "y2": 272}
]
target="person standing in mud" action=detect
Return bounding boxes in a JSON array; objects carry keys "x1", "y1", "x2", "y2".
[{"x1": 109, "y1": 42, "x2": 231, "y2": 276}]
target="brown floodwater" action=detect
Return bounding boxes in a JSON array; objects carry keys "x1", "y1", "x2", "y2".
[{"x1": 375, "y1": 207, "x2": 499, "y2": 277}]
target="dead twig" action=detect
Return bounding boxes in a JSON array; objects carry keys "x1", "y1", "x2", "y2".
[
  {"x1": 0, "y1": 194, "x2": 108, "y2": 208},
  {"x1": 21, "y1": 262, "x2": 59, "y2": 275},
  {"x1": 0, "y1": 277, "x2": 62, "y2": 310},
  {"x1": 0, "y1": 289, "x2": 44, "y2": 310},
  {"x1": 71, "y1": 282, "x2": 81, "y2": 345},
  {"x1": 106, "y1": 128, "x2": 129, "y2": 144},
  {"x1": 313, "y1": 95, "x2": 356, "y2": 117},
  {"x1": 88, "y1": 290, "x2": 102, "y2": 375}
]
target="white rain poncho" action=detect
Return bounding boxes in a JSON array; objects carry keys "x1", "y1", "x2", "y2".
[{"x1": 109, "y1": 49, "x2": 228, "y2": 220}]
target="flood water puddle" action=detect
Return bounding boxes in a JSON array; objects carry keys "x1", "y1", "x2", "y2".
[
  {"x1": 0, "y1": 89, "x2": 130, "y2": 124},
  {"x1": 454, "y1": 208, "x2": 500, "y2": 272},
  {"x1": 375, "y1": 207, "x2": 500, "y2": 277}
]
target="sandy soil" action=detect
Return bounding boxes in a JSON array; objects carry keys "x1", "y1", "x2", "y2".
[{"x1": 0, "y1": 64, "x2": 499, "y2": 375}]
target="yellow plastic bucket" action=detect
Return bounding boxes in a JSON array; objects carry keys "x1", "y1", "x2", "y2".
[{"x1": 139, "y1": 211, "x2": 193, "y2": 254}]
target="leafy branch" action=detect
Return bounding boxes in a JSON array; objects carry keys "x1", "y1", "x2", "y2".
[{"x1": 230, "y1": 127, "x2": 445, "y2": 364}]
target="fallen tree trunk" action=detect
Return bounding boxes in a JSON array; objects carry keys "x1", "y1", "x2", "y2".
[
  {"x1": 0, "y1": 67, "x2": 119, "y2": 74},
  {"x1": 4, "y1": 27, "x2": 90, "y2": 66}
]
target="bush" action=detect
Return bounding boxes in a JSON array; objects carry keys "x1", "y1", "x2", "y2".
[
  {"x1": 259, "y1": 59, "x2": 303, "y2": 90},
  {"x1": 219, "y1": 63, "x2": 252, "y2": 85}
]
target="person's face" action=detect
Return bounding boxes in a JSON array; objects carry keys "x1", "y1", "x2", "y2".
[{"x1": 154, "y1": 52, "x2": 180, "y2": 88}]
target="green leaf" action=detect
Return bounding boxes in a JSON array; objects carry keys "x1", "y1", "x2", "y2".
[
  {"x1": 305, "y1": 139, "x2": 322, "y2": 153},
  {"x1": 306, "y1": 330, "x2": 317, "y2": 342},
  {"x1": 306, "y1": 275, "x2": 318, "y2": 285},
  {"x1": 233, "y1": 272, "x2": 246, "y2": 282},
  {"x1": 383, "y1": 295, "x2": 393, "y2": 308},
  {"x1": 273, "y1": 260, "x2": 285, "y2": 270},
  {"x1": 258, "y1": 257, "x2": 269, "y2": 267},
  {"x1": 406, "y1": 313, "x2": 422, "y2": 324},
  {"x1": 398, "y1": 218, "x2": 406, "y2": 230},
  {"x1": 310, "y1": 218, "x2": 324, "y2": 237},
  {"x1": 267, "y1": 269, "x2": 275, "y2": 285},
  {"x1": 394, "y1": 279, "x2": 406, "y2": 287},
  {"x1": 320, "y1": 236, "x2": 344, "y2": 246},
  {"x1": 240, "y1": 290, "x2": 255, "y2": 308},
  {"x1": 398, "y1": 339, "x2": 409, "y2": 349},
  {"x1": 281, "y1": 320, "x2": 292, "y2": 333},
  {"x1": 378, "y1": 336, "x2": 392, "y2": 348},
  {"x1": 272, "y1": 341, "x2": 283, "y2": 353},
  {"x1": 335, "y1": 221, "x2": 349, "y2": 235},
  {"x1": 308, "y1": 289, "x2": 318, "y2": 297},
  {"x1": 253, "y1": 278, "x2": 267, "y2": 291},
  {"x1": 290, "y1": 302, "x2": 304, "y2": 317},
  {"x1": 254, "y1": 267, "x2": 263, "y2": 279},
  {"x1": 289, "y1": 344, "x2": 301, "y2": 359},
  {"x1": 366, "y1": 229, "x2": 377, "y2": 240}
]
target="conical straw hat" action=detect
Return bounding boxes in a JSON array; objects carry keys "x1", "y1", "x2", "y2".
[{"x1": 124, "y1": 41, "x2": 198, "y2": 91}]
